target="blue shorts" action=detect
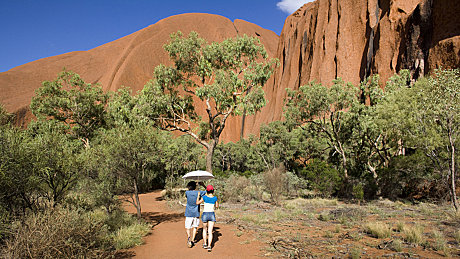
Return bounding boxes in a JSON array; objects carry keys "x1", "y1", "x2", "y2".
[{"x1": 202, "y1": 212, "x2": 216, "y2": 222}]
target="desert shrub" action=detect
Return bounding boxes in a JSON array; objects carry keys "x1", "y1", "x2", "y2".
[
  {"x1": 285, "y1": 171, "x2": 308, "y2": 197},
  {"x1": 317, "y1": 212, "x2": 331, "y2": 221},
  {"x1": 364, "y1": 222, "x2": 392, "y2": 239},
  {"x1": 263, "y1": 166, "x2": 287, "y2": 204},
  {"x1": 396, "y1": 221, "x2": 405, "y2": 232},
  {"x1": 92, "y1": 208, "x2": 139, "y2": 233},
  {"x1": 379, "y1": 150, "x2": 445, "y2": 200},
  {"x1": 299, "y1": 159, "x2": 341, "y2": 197},
  {"x1": 352, "y1": 183, "x2": 364, "y2": 201},
  {"x1": 2, "y1": 207, "x2": 113, "y2": 258},
  {"x1": 218, "y1": 174, "x2": 264, "y2": 202},
  {"x1": 221, "y1": 174, "x2": 250, "y2": 202}
]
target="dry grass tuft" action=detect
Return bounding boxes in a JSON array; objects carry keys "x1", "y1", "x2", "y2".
[
  {"x1": 432, "y1": 230, "x2": 450, "y2": 257},
  {"x1": 401, "y1": 224, "x2": 425, "y2": 246},
  {"x1": 364, "y1": 222, "x2": 392, "y2": 239}
]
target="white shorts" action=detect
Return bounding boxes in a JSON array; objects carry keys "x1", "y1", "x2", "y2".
[{"x1": 185, "y1": 217, "x2": 200, "y2": 229}]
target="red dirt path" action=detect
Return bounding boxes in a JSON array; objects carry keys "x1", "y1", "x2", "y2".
[{"x1": 123, "y1": 191, "x2": 264, "y2": 259}]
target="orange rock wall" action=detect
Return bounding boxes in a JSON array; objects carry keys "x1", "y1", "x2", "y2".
[
  {"x1": 0, "y1": 13, "x2": 278, "y2": 142},
  {"x1": 1, "y1": 1, "x2": 458, "y2": 142},
  {"x1": 248, "y1": 0, "x2": 459, "y2": 135}
]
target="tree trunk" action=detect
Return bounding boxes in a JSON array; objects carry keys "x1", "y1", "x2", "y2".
[
  {"x1": 206, "y1": 139, "x2": 217, "y2": 174},
  {"x1": 336, "y1": 141, "x2": 348, "y2": 179},
  {"x1": 449, "y1": 128, "x2": 458, "y2": 211},
  {"x1": 133, "y1": 179, "x2": 142, "y2": 219}
]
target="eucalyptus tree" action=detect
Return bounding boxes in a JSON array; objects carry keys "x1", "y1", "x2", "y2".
[
  {"x1": 98, "y1": 125, "x2": 166, "y2": 219},
  {"x1": 284, "y1": 79, "x2": 359, "y2": 180},
  {"x1": 27, "y1": 122, "x2": 83, "y2": 207},
  {"x1": 376, "y1": 69, "x2": 459, "y2": 210},
  {"x1": 137, "y1": 31, "x2": 277, "y2": 173},
  {"x1": 30, "y1": 70, "x2": 109, "y2": 143},
  {"x1": 0, "y1": 126, "x2": 37, "y2": 215}
]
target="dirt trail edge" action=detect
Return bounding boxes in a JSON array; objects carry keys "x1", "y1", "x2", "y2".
[{"x1": 123, "y1": 191, "x2": 264, "y2": 259}]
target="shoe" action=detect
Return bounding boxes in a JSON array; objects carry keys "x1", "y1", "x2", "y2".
[
  {"x1": 207, "y1": 246, "x2": 212, "y2": 252},
  {"x1": 187, "y1": 238, "x2": 192, "y2": 248},
  {"x1": 202, "y1": 243, "x2": 207, "y2": 249}
]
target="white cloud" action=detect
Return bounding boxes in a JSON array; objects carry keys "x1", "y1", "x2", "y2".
[{"x1": 276, "y1": 0, "x2": 314, "y2": 14}]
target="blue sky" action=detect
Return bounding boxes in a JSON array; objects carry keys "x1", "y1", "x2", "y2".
[{"x1": 0, "y1": 0, "x2": 313, "y2": 72}]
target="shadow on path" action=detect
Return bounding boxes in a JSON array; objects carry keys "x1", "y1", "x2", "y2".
[
  {"x1": 194, "y1": 227, "x2": 222, "y2": 248},
  {"x1": 141, "y1": 211, "x2": 183, "y2": 227}
]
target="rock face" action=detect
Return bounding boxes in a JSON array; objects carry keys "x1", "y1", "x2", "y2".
[
  {"x1": 1, "y1": 1, "x2": 459, "y2": 141},
  {"x1": 0, "y1": 13, "x2": 278, "y2": 141},
  {"x1": 247, "y1": 0, "x2": 459, "y2": 134}
]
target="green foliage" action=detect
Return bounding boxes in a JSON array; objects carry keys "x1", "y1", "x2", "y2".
[
  {"x1": 30, "y1": 70, "x2": 109, "y2": 140},
  {"x1": 95, "y1": 125, "x2": 166, "y2": 217},
  {"x1": 285, "y1": 79, "x2": 359, "y2": 179},
  {"x1": 99, "y1": 125, "x2": 164, "y2": 188},
  {"x1": 161, "y1": 134, "x2": 204, "y2": 178},
  {"x1": 0, "y1": 126, "x2": 39, "y2": 214},
  {"x1": 376, "y1": 69, "x2": 460, "y2": 208},
  {"x1": 352, "y1": 183, "x2": 364, "y2": 201},
  {"x1": 219, "y1": 174, "x2": 253, "y2": 202},
  {"x1": 213, "y1": 136, "x2": 265, "y2": 173},
  {"x1": 299, "y1": 160, "x2": 341, "y2": 197},
  {"x1": 27, "y1": 121, "x2": 83, "y2": 207},
  {"x1": 107, "y1": 87, "x2": 144, "y2": 128}
]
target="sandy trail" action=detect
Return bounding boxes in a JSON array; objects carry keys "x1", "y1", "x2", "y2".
[{"x1": 123, "y1": 191, "x2": 263, "y2": 259}]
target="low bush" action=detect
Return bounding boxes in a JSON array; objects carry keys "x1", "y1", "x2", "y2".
[
  {"x1": 215, "y1": 174, "x2": 264, "y2": 203},
  {"x1": 2, "y1": 207, "x2": 113, "y2": 258},
  {"x1": 299, "y1": 160, "x2": 341, "y2": 198},
  {"x1": 221, "y1": 174, "x2": 251, "y2": 202},
  {"x1": 0, "y1": 205, "x2": 10, "y2": 242},
  {"x1": 1, "y1": 205, "x2": 151, "y2": 258},
  {"x1": 263, "y1": 166, "x2": 287, "y2": 204},
  {"x1": 285, "y1": 171, "x2": 308, "y2": 197}
]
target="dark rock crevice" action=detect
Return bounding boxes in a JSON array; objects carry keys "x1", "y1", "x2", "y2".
[{"x1": 399, "y1": 0, "x2": 434, "y2": 81}]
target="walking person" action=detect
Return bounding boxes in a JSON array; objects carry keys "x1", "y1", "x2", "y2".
[
  {"x1": 184, "y1": 181, "x2": 206, "y2": 248},
  {"x1": 196, "y1": 184, "x2": 219, "y2": 252}
]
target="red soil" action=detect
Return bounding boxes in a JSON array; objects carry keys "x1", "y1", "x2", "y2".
[{"x1": 123, "y1": 191, "x2": 264, "y2": 259}]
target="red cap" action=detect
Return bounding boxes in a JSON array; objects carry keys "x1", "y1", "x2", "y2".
[{"x1": 206, "y1": 185, "x2": 214, "y2": 191}]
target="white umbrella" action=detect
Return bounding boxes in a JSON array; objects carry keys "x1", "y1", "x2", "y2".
[{"x1": 182, "y1": 170, "x2": 214, "y2": 181}]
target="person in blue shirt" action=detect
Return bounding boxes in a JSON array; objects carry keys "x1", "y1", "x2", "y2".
[
  {"x1": 184, "y1": 181, "x2": 206, "y2": 248},
  {"x1": 196, "y1": 184, "x2": 219, "y2": 252}
]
